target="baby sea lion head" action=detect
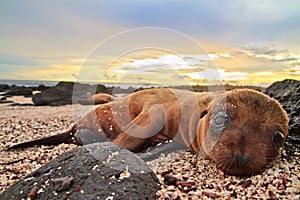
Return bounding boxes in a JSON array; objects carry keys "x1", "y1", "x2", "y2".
[{"x1": 201, "y1": 89, "x2": 289, "y2": 176}]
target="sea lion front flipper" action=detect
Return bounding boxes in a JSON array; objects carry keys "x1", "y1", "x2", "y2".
[{"x1": 112, "y1": 104, "x2": 167, "y2": 152}]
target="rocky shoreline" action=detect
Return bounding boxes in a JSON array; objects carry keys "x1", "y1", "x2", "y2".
[
  {"x1": 0, "y1": 79, "x2": 299, "y2": 199},
  {"x1": 0, "y1": 81, "x2": 264, "y2": 106}
]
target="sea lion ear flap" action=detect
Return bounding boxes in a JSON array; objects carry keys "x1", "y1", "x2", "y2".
[{"x1": 200, "y1": 109, "x2": 208, "y2": 119}]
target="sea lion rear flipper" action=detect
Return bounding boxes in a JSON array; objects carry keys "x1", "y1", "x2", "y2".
[{"x1": 6, "y1": 130, "x2": 74, "y2": 151}]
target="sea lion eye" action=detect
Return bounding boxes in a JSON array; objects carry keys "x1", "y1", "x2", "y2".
[
  {"x1": 213, "y1": 112, "x2": 229, "y2": 128},
  {"x1": 215, "y1": 116, "x2": 227, "y2": 127},
  {"x1": 272, "y1": 131, "x2": 284, "y2": 151},
  {"x1": 210, "y1": 111, "x2": 229, "y2": 135},
  {"x1": 209, "y1": 112, "x2": 229, "y2": 138}
]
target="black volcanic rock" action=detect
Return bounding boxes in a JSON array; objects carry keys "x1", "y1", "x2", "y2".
[
  {"x1": 32, "y1": 82, "x2": 112, "y2": 106},
  {"x1": 264, "y1": 79, "x2": 300, "y2": 157},
  {"x1": 0, "y1": 142, "x2": 160, "y2": 200},
  {"x1": 0, "y1": 100, "x2": 14, "y2": 104},
  {"x1": 37, "y1": 84, "x2": 51, "y2": 91},
  {"x1": 5, "y1": 86, "x2": 33, "y2": 96},
  {"x1": 32, "y1": 82, "x2": 74, "y2": 106},
  {"x1": 0, "y1": 84, "x2": 10, "y2": 92}
]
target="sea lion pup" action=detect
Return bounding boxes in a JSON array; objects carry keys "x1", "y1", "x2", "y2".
[
  {"x1": 75, "y1": 93, "x2": 114, "y2": 105},
  {"x1": 7, "y1": 88, "x2": 288, "y2": 176}
]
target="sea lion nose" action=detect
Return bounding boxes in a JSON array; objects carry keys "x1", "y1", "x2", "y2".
[{"x1": 234, "y1": 153, "x2": 250, "y2": 167}]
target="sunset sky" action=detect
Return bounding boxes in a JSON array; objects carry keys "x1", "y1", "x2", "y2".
[{"x1": 0, "y1": 0, "x2": 299, "y2": 86}]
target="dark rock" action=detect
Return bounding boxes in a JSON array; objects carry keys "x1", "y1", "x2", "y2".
[
  {"x1": 0, "y1": 96, "x2": 7, "y2": 101},
  {"x1": 75, "y1": 129, "x2": 109, "y2": 145},
  {"x1": 9, "y1": 103, "x2": 34, "y2": 106},
  {"x1": 32, "y1": 82, "x2": 74, "y2": 106},
  {"x1": 0, "y1": 100, "x2": 14, "y2": 104},
  {"x1": 0, "y1": 84, "x2": 10, "y2": 92},
  {"x1": 0, "y1": 142, "x2": 160, "y2": 200},
  {"x1": 37, "y1": 84, "x2": 51, "y2": 91},
  {"x1": 52, "y1": 176, "x2": 74, "y2": 192},
  {"x1": 111, "y1": 86, "x2": 136, "y2": 94},
  {"x1": 264, "y1": 79, "x2": 300, "y2": 157},
  {"x1": 33, "y1": 82, "x2": 111, "y2": 106},
  {"x1": 73, "y1": 83, "x2": 113, "y2": 97},
  {"x1": 3, "y1": 94, "x2": 12, "y2": 98},
  {"x1": 5, "y1": 87, "x2": 33, "y2": 96},
  {"x1": 95, "y1": 84, "x2": 110, "y2": 93},
  {"x1": 164, "y1": 175, "x2": 177, "y2": 186}
]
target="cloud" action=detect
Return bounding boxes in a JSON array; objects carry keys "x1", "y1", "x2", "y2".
[
  {"x1": 188, "y1": 69, "x2": 249, "y2": 81},
  {"x1": 107, "y1": 54, "x2": 211, "y2": 74},
  {"x1": 209, "y1": 53, "x2": 234, "y2": 60},
  {"x1": 238, "y1": 45, "x2": 299, "y2": 62},
  {"x1": 101, "y1": 54, "x2": 222, "y2": 85},
  {"x1": 203, "y1": 44, "x2": 300, "y2": 85},
  {"x1": 102, "y1": 53, "x2": 255, "y2": 85},
  {"x1": 232, "y1": 44, "x2": 300, "y2": 73},
  {"x1": 242, "y1": 45, "x2": 288, "y2": 55}
]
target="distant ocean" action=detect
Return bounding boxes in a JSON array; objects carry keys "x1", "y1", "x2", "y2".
[
  {"x1": 0, "y1": 79, "x2": 153, "y2": 89},
  {"x1": 0, "y1": 79, "x2": 58, "y2": 87}
]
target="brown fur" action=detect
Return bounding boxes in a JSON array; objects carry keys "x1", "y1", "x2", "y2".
[
  {"x1": 75, "y1": 93, "x2": 114, "y2": 105},
  {"x1": 8, "y1": 88, "x2": 288, "y2": 176},
  {"x1": 197, "y1": 89, "x2": 289, "y2": 175}
]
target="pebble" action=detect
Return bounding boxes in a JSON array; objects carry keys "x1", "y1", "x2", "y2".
[
  {"x1": 0, "y1": 105, "x2": 77, "y2": 193},
  {"x1": 147, "y1": 150, "x2": 300, "y2": 199}
]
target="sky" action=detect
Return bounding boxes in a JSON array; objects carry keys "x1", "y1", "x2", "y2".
[{"x1": 0, "y1": 0, "x2": 299, "y2": 86}]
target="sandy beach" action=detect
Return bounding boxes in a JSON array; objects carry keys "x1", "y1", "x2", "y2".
[
  {"x1": 0, "y1": 97, "x2": 299, "y2": 199},
  {"x1": 0, "y1": 97, "x2": 77, "y2": 193}
]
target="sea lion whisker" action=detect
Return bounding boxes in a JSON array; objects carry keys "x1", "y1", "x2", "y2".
[
  {"x1": 265, "y1": 155, "x2": 278, "y2": 162},
  {"x1": 260, "y1": 143, "x2": 275, "y2": 150},
  {"x1": 216, "y1": 156, "x2": 233, "y2": 171},
  {"x1": 223, "y1": 161, "x2": 234, "y2": 174}
]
